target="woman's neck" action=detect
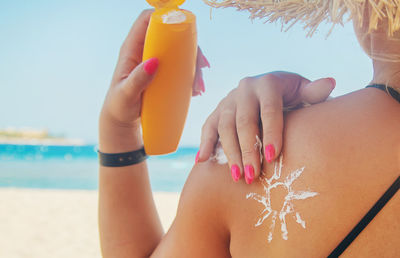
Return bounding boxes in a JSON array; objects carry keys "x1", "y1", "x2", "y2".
[{"x1": 371, "y1": 60, "x2": 400, "y2": 90}]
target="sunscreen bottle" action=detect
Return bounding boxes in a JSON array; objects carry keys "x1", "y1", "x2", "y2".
[{"x1": 141, "y1": 0, "x2": 197, "y2": 155}]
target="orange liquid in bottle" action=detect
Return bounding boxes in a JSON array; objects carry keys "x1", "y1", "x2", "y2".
[{"x1": 141, "y1": 0, "x2": 197, "y2": 155}]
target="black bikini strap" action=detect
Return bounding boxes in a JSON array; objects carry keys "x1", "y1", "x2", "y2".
[
  {"x1": 328, "y1": 176, "x2": 400, "y2": 258},
  {"x1": 366, "y1": 84, "x2": 400, "y2": 103}
]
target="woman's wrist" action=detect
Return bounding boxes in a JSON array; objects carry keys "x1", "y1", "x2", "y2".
[{"x1": 99, "y1": 113, "x2": 144, "y2": 153}]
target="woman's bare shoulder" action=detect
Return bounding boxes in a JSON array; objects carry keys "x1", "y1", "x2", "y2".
[
  {"x1": 173, "y1": 88, "x2": 400, "y2": 257},
  {"x1": 183, "y1": 87, "x2": 400, "y2": 208},
  {"x1": 261, "y1": 87, "x2": 400, "y2": 256}
]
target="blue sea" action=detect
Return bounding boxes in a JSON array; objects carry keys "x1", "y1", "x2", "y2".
[{"x1": 0, "y1": 144, "x2": 197, "y2": 192}]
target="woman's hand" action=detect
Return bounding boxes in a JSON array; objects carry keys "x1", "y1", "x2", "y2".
[
  {"x1": 197, "y1": 71, "x2": 335, "y2": 184},
  {"x1": 99, "y1": 10, "x2": 209, "y2": 153}
]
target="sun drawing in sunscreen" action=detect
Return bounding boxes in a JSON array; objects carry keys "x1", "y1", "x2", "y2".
[{"x1": 246, "y1": 155, "x2": 319, "y2": 243}]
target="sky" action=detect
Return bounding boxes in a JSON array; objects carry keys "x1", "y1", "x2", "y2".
[{"x1": 0, "y1": 0, "x2": 372, "y2": 146}]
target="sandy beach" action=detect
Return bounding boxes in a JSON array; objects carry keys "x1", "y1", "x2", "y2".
[{"x1": 0, "y1": 188, "x2": 180, "y2": 258}]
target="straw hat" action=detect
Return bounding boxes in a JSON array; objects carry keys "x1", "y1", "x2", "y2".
[{"x1": 203, "y1": 0, "x2": 400, "y2": 37}]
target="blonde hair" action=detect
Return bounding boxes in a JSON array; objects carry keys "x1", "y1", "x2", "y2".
[{"x1": 203, "y1": 0, "x2": 400, "y2": 37}]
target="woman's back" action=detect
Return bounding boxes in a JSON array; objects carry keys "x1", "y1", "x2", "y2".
[{"x1": 152, "y1": 87, "x2": 400, "y2": 257}]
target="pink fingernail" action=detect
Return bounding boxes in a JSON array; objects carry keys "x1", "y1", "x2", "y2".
[
  {"x1": 199, "y1": 77, "x2": 205, "y2": 93},
  {"x1": 143, "y1": 57, "x2": 159, "y2": 75},
  {"x1": 231, "y1": 165, "x2": 240, "y2": 182},
  {"x1": 265, "y1": 144, "x2": 275, "y2": 163},
  {"x1": 202, "y1": 55, "x2": 210, "y2": 68},
  {"x1": 244, "y1": 165, "x2": 254, "y2": 184},
  {"x1": 326, "y1": 77, "x2": 336, "y2": 89},
  {"x1": 195, "y1": 151, "x2": 200, "y2": 164}
]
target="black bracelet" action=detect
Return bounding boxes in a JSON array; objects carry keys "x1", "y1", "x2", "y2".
[{"x1": 98, "y1": 147, "x2": 148, "y2": 167}]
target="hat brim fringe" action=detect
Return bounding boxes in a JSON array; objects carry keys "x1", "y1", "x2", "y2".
[{"x1": 203, "y1": 0, "x2": 400, "y2": 36}]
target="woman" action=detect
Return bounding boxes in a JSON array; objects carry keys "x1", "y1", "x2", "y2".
[{"x1": 98, "y1": 2, "x2": 400, "y2": 257}]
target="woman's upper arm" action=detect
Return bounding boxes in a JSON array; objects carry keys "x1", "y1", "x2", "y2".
[{"x1": 150, "y1": 161, "x2": 232, "y2": 258}]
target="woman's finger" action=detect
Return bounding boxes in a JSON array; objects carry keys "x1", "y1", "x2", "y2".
[
  {"x1": 235, "y1": 78, "x2": 261, "y2": 184},
  {"x1": 198, "y1": 110, "x2": 219, "y2": 163},
  {"x1": 192, "y1": 68, "x2": 205, "y2": 96},
  {"x1": 217, "y1": 101, "x2": 243, "y2": 182},
  {"x1": 300, "y1": 77, "x2": 335, "y2": 104},
  {"x1": 192, "y1": 47, "x2": 209, "y2": 96},
  {"x1": 197, "y1": 47, "x2": 210, "y2": 68},
  {"x1": 121, "y1": 57, "x2": 159, "y2": 99},
  {"x1": 114, "y1": 9, "x2": 154, "y2": 81},
  {"x1": 256, "y1": 82, "x2": 284, "y2": 165}
]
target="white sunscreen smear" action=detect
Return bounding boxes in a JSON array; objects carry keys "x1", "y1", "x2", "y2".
[
  {"x1": 246, "y1": 155, "x2": 319, "y2": 243},
  {"x1": 210, "y1": 141, "x2": 228, "y2": 164},
  {"x1": 211, "y1": 135, "x2": 262, "y2": 165},
  {"x1": 162, "y1": 10, "x2": 186, "y2": 24}
]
